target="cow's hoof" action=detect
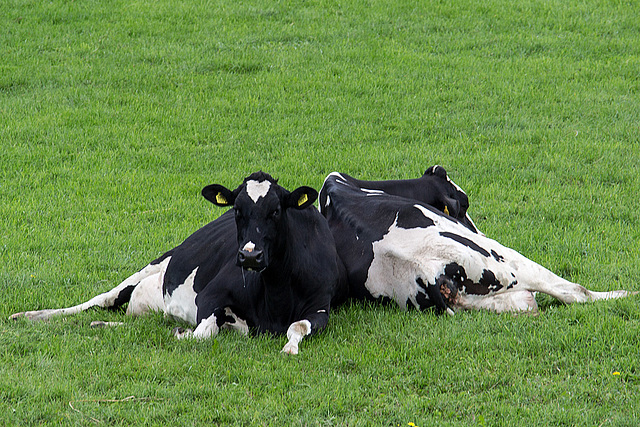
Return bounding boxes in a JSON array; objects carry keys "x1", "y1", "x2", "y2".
[
  {"x1": 9, "y1": 310, "x2": 55, "y2": 321},
  {"x1": 281, "y1": 343, "x2": 299, "y2": 355},
  {"x1": 10, "y1": 312, "x2": 25, "y2": 320},
  {"x1": 172, "y1": 326, "x2": 193, "y2": 339}
]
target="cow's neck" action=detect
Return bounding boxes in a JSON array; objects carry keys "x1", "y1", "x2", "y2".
[{"x1": 259, "y1": 245, "x2": 296, "y2": 295}]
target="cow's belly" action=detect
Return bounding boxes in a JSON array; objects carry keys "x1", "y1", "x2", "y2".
[{"x1": 364, "y1": 219, "x2": 525, "y2": 310}]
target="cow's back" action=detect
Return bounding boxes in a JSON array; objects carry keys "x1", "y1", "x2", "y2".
[{"x1": 163, "y1": 210, "x2": 238, "y2": 295}]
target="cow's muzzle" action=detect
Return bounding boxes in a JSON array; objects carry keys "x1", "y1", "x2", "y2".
[{"x1": 238, "y1": 248, "x2": 265, "y2": 271}]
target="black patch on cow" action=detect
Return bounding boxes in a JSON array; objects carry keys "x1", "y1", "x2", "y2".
[
  {"x1": 439, "y1": 232, "x2": 490, "y2": 257},
  {"x1": 108, "y1": 284, "x2": 137, "y2": 310},
  {"x1": 491, "y1": 249, "x2": 504, "y2": 262},
  {"x1": 396, "y1": 206, "x2": 435, "y2": 230},
  {"x1": 416, "y1": 277, "x2": 449, "y2": 314},
  {"x1": 479, "y1": 269, "x2": 503, "y2": 293},
  {"x1": 413, "y1": 278, "x2": 433, "y2": 311},
  {"x1": 443, "y1": 263, "x2": 482, "y2": 294},
  {"x1": 507, "y1": 280, "x2": 518, "y2": 289},
  {"x1": 416, "y1": 277, "x2": 429, "y2": 292},
  {"x1": 441, "y1": 263, "x2": 503, "y2": 295}
]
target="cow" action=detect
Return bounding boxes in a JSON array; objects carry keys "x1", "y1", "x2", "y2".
[
  {"x1": 11, "y1": 172, "x2": 348, "y2": 354},
  {"x1": 320, "y1": 165, "x2": 479, "y2": 234},
  {"x1": 320, "y1": 171, "x2": 632, "y2": 314}
]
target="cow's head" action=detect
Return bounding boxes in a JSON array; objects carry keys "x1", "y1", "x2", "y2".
[
  {"x1": 201, "y1": 172, "x2": 317, "y2": 271},
  {"x1": 423, "y1": 166, "x2": 476, "y2": 232}
]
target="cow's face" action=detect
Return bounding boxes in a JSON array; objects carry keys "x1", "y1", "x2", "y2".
[
  {"x1": 202, "y1": 172, "x2": 317, "y2": 271},
  {"x1": 423, "y1": 165, "x2": 473, "y2": 229}
]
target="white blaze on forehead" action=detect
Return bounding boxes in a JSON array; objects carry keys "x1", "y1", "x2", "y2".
[
  {"x1": 242, "y1": 241, "x2": 256, "y2": 253},
  {"x1": 246, "y1": 180, "x2": 272, "y2": 203}
]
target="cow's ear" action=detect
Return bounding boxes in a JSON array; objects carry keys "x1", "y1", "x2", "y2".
[
  {"x1": 285, "y1": 186, "x2": 318, "y2": 210},
  {"x1": 202, "y1": 184, "x2": 236, "y2": 207}
]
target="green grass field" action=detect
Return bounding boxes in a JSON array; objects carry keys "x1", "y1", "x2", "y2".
[{"x1": 2, "y1": 0, "x2": 640, "y2": 424}]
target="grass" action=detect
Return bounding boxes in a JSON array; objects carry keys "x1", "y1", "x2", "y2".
[{"x1": 1, "y1": 0, "x2": 640, "y2": 424}]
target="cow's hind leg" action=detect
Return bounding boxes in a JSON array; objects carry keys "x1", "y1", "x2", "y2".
[
  {"x1": 530, "y1": 275, "x2": 630, "y2": 305},
  {"x1": 10, "y1": 254, "x2": 171, "y2": 322}
]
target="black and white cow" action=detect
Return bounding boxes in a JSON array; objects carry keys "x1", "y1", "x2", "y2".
[
  {"x1": 320, "y1": 166, "x2": 479, "y2": 234},
  {"x1": 320, "y1": 171, "x2": 631, "y2": 314},
  {"x1": 11, "y1": 172, "x2": 348, "y2": 354}
]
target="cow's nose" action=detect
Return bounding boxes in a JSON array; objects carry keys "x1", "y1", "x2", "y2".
[{"x1": 238, "y1": 248, "x2": 265, "y2": 270}]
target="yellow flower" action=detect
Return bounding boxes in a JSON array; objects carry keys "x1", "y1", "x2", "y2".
[
  {"x1": 612, "y1": 372, "x2": 621, "y2": 376},
  {"x1": 408, "y1": 423, "x2": 417, "y2": 427}
]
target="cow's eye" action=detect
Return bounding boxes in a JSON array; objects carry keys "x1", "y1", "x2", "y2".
[
  {"x1": 234, "y1": 209, "x2": 242, "y2": 220},
  {"x1": 270, "y1": 208, "x2": 281, "y2": 220}
]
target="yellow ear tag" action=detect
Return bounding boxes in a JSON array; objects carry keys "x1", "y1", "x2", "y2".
[
  {"x1": 443, "y1": 205, "x2": 450, "y2": 216},
  {"x1": 298, "y1": 193, "x2": 309, "y2": 207},
  {"x1": 216, "y1": 192, "x2": 228, "y2": 205}
]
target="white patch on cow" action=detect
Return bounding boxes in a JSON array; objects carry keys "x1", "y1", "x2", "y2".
[
  {"x1": 242, "y1": 241, "x2": 256, "y2": 253},
  {"x1": 221, "y1": 307, "x2": 249, "y2": 335},
  {"x1": 164, "y1": 267, "x2": 199, "y2": 325},
  {"x1": 191, "y1": 313, "x2": 219, "y2": 339},
  {"x1": 246, "y1": 179, "x2": 271, "y2": 203},
  {"x1": 127, "y1": 256, "x2": 171, "y2": 316},
  {"x1": 361, "y1": 188, "x2": 385, "y2": 196},
  {"x1": 282, "y1": 319, "x2": 311, "y2": 355}
]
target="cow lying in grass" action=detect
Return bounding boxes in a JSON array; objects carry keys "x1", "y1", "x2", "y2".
[
  {"x1": 11, "y1": 172, "x2": 348, "y2": 354},
  {"x1": 320, "y1": 167, "x2": 632, "y2": 314}
]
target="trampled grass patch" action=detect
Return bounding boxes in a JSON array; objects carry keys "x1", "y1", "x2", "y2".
[{"x1": 2, "y1": 0, "x2": 639, "y2": 424}]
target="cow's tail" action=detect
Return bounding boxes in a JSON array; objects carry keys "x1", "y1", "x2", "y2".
[{"x1": 10, "y1": 251, "x2": 172, "y2": 322}]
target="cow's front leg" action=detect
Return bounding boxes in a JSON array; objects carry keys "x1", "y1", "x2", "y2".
[
  {"x1": 282, "y1": 320, "x2": 311, "y2": 355},
  {"x1": 173, "y1": 312, "x2": 219, "y2": 340},
  {"x1": 281, "y1": 308, "x2": 329, "y2": 355}
]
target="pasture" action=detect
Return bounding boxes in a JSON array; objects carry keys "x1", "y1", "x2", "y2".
[{"x1": 1, "y1": 0, "x2": 639, "y2": 424}]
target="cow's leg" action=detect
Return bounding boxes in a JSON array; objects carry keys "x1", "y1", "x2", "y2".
[
  {"x1": 282, "y1": 320, "x2": 311, "y2": 355},
  {"x1": 511, "y1": 263, "x2": 630, "y2": 304},
  {"x1": 455, "y1": 290, "x2": 539, "y2": 313},
  {"x1": 531, "y1": 276, "x2": 630, "y2": 304},
  {"x1": 281, "y1": 308, "x2": 329, "y2": 355},
  {"x1": 220, "y1": 308, "x2": 249, "y2": 335},
  {"x1": 10, "y1": 256, "x2": 171, "y2": 321},
  {"x1": 173, "y1": 308, "x2": 248, "y2": 339},
  {"x1": 173, "y1": 312, "x2": 219, "y2": 340}
]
